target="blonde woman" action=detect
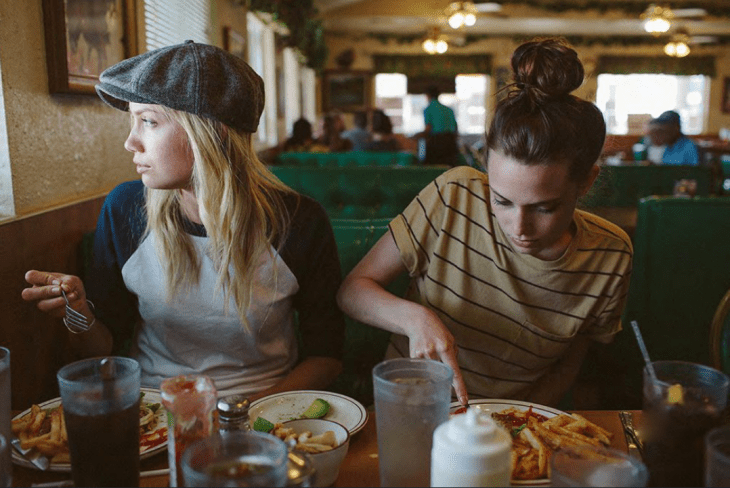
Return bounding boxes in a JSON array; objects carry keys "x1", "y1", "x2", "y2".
[{"x1": 22, "y1": 41, "x2": 345, "y2": 400}]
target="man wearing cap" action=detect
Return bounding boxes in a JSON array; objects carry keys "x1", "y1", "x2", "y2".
[{"x1": 646, "y1": 110, "x2": 700, "y2": 166}]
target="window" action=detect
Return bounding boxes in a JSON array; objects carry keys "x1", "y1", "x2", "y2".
[
  {"x1": 247, "y1": 13, "x2": 278, "y2": 148},
  {"x1": 596, "y1": 74, "x2": 709, "y2": 135},
  {"x1": 143, "y1": 0, "x2": 211, "y2": 51},
  {"x1": 374, "y1": 73, "x2": 488, "y2": 135}
]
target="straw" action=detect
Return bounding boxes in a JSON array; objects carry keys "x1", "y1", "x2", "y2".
[{"x1": 630, "y1": 321, "x2": 661, "y2": 393}]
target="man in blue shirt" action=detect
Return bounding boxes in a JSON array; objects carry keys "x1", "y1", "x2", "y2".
[
  {"x1": 419, "y1": 85, "x2": 459, "y2": 166},
  {"x1": 646, "y1": 110, "x2": 700, "y2": 166}
]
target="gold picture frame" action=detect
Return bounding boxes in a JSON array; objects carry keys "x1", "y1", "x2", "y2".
[
  {"x1": 42, "y1": 0, "x2": 137, "y2": 94},
  {"x1": 322, "y1": 70, "x2": 371, "y2": 112}
]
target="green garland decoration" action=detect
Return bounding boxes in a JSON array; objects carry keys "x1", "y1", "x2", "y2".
[
  {"x1": 247, "y1": 0, "x2": 328, "y2": 71},
  {"x1": 479, "y1": 0, "x2": 730, "y2": 18}
]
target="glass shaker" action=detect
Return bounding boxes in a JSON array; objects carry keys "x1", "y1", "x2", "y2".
[
  {"x1": 217, "y1": 394, "x2": 251, "y2": 434},
  {"x1": 160, "y1": 375, "x2": 218, "y2": 487}
]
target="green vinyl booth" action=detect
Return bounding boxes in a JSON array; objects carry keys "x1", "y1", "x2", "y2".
[
  {"x1": 276, "y1": 151, "x2": 418, "y2": 167},
  {"x1": 582, "y1": 165, "x2": 712, "y2": 207},
  {"x1": 270, "y1": 166, "x2": 448, "y2": 219},
  {"x1": 326, "y1": 218, "x2": 409, "y2": 407},
  {"x1": 580, "y1": 196, "x2": 730, "y2": 409}
]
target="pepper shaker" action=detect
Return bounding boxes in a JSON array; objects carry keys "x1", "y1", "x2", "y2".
[{"x1": 217, "y1": 394, "x2": 251, "y2": 434}]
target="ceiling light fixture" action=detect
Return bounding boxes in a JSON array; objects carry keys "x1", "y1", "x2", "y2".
[
  {"x1": 664, "y1": 28, "x2": 691, "y2": 57},
  {"x1": 422, "y1": 27, "x2": 449, "y2": 54},
  {"x1": 445, "y1": 1, "x2": 478, "y2": 29},
  {"x1": 642, "y1": 4, "x2": 674, "y2": 34}
]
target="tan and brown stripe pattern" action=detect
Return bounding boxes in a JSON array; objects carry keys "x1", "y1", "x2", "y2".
[{"x1": 387, "y1": 166, "x2": 633, "y2": 400}]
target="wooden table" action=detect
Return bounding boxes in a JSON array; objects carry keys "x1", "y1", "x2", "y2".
[{"x1": 12, "y1": 409, "x2": 641, "y2": 487}]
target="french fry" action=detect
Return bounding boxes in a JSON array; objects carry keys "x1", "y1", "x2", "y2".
[
  {"x1": 49, "y1": 409, "x2": 61, "y2": 443},
  {"x1": 27, "y1": 405, "x2": 46, "y2": 437},
  {"x1": 20, "y1": 433, "x2": 51, "y2": 450}
]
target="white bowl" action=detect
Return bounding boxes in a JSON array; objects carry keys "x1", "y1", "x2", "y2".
[{"x1": 281, "y1": 418, "x2": 350, "y2": 487}]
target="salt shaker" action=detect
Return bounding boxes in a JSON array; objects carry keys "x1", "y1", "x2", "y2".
[
  {"x1": 431, "y1": 408, "x2": 511, "y2": 487},
  {"x1": 160, "y1": 375, "x2": 218, "y2": 487},
  {"x1": 217, "y1": 394, "x2": 251, "y2": 434}
]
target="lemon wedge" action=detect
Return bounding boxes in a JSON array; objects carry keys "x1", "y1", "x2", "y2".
[{"x1": 666, "y1": 383, "x2": 684, "y2": 405}]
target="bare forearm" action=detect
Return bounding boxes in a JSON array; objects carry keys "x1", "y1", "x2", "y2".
[
  {"x1": 68, "y1": 314, "x2": 114, "y2": 359},
  {"x1": 338, "y1": 276, "x2": 429, "y2": 336},
  {"x1": 248, "y1": 357, "x2": 343, "y2": 403}
]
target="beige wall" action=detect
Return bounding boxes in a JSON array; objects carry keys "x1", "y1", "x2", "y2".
[
  {"x1": 0, "y1": 0, "x2": 249, "y2": 221},
  {"x1": 324, "y1": 34, "x2": 730, "y2": 134}
]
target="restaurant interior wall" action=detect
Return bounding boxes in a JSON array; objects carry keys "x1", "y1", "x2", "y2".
[
  {"x1": 323, "y1": 34, "x2": 730, "y2": 135},
  {"x1": 0, "y1": 0, "x2": 249, "y2": 408}
]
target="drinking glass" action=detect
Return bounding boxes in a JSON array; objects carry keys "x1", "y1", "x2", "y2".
[
  {"x1": 373, "y1": 358, "x2": 453, "y2": 487},
  {"x1": 705, "y1": 425, "x2": 730, "y2": 487},
  {"x1": 641, "y1": 360, "x2": 729, "y2": 487},
  {"x1": 0, "y1": 348, "x2": 10, "y2": 487},
  {"x1": 0, "y1": 434, "x2": 10, "y2": 488},
  {"x1": 57, "y1": 356, "x2": 141, "y2": 487},
  {"x1": 550, "y1": 445, "x2": 648, "y2": 487},
  {"x1": 180, "y1": 431, "x2": 288, "y2": 487}
]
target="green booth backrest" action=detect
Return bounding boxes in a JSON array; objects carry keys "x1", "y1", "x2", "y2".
[
  {"x1": 277, "y1": 151, "x2": 417, "y2": 167},
  {"x1": 270, "y1": 166, "x2": 448, "y2": 219},
  {"x1": 327, "y1": 218, "x2": 411, "y2": 407},
  {"x1": 583, "y1": 165, "x2": 712, "y2": 207},
  {"x1": 589, "y1": 196, "x2": 730, "y2": 408}
]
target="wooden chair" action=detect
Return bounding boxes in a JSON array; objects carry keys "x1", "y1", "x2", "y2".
[{"x1": 710, "y1": 288, "x2": 730, "y2": 375}]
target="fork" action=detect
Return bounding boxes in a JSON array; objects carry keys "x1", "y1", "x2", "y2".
[{"x1": 60, "y1": 289, "x2": 92, "y2": 334}]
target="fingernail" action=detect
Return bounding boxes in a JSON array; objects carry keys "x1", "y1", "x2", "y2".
[
  {"x1": 51, "y1": 280, "x2": 60, "y2": 285},
  {"x1": 52, "y1": 287, "x2": 60, "y2": 294}
]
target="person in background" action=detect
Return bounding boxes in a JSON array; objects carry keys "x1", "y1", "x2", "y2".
[
  {"x1": 281, "y1": 118, "x2": 328, "y2": 153},
  {"x1": 341, "y1": 110, "x2": 371, "y2": 151},
  {"x1": 316, "y1": 112, "x2": 353, "y2": 152},
  {"x1": 337, "y1": 38, "x2": 633, "y2": 408},
  {"x1": 21, "y1": 41, "x2": 345, "y2": 400},
  {"x1": 364, "y1": 109, "x2": 400, "y2": 152},
  {"x1": 645, "y1": 110, "x2": 699, "y2": 166},
  {"x1": 416, "y1": 85, "x2": 460, "y2": 166}
]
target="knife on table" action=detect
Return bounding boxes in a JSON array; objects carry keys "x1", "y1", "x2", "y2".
[
  {"x1": 11, "y1": 436, "x2": 50, "y2": 471},
  {"x1": 619, "y1": 411, "x2": 644, "y2": 461}
]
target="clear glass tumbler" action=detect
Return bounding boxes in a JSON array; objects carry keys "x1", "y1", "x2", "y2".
[
  {"x1": 642, "y1": 360, "x2": 729, "y2": 487},
  {"x1": 551, "y1": 445, "x2": 648, "y2": 487},
  {"x1": 0, "y1": 348, "x2": 10, "y2": 487},
  {"x1": 57, "y1": 356, "x2": 141, "y2": 487},
  {"x1": 705, "y1": 424, "x2": 730, "y2": 487},
  {"x1": 373, "y1": 358, "x2": 453, "y2": 487},
  {"x1": 180, "y1": 431, "x2": 288, "y2": 487}
]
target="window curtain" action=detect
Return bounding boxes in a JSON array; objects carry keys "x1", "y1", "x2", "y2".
[{"x1": 596, "y1": 56, "x2": 716, "y2": 77}]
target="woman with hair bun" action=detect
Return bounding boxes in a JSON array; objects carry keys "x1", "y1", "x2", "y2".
[{"x1": 338, "y1": 38, "x2": 632, "y2": 407}]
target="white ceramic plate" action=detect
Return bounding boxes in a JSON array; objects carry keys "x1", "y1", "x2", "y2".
[
  {"x1": 250, "y1": 390, "x2": 368, "y2": 435},
  {"x1": 11, "y1": 387, "x2": 168, "y2": 472},
  {"x1": 449, "y1": 398, "x2": 570, "y2": 486}
]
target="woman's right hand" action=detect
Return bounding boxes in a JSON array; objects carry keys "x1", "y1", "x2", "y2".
[
  {"x1": 407, "y1": 305, "x2": 469, "y2": 407},
  {"x1": 21, "y1": 270, "x2": 89, "y2": 318}
]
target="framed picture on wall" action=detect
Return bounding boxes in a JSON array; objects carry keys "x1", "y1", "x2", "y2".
[
  {"x1": 322, "y1": 70, "x2": 371, "y2": 112},
  {"x1": 223, "y1": 26, "x2": 246, "y2": 60},
  {"x1": 722, "y1": 77, "x2": 730, "y2": 114},
  {"x1": 42, "y1": 0, "x2": 137, "y2": 94}
]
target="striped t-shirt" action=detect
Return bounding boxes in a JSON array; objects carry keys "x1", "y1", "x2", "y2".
[{"x1": 387, "y1": 166, "x2": 633, "y2": 401}]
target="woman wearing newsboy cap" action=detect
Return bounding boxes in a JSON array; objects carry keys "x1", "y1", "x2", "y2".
[{"x1": 22, "y1": 41, "x2": 345, "y2": 399}]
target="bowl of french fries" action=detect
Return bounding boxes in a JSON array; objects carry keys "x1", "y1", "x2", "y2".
[
  {"x1": 11, "y1": 387, "x2": 168, "y2": 471},
  {"x1": 271, "y1": 418, "x2": 350, "y2": 487},
  {"x1": 450, "y1": 400, "x2": 613, "y2": 484}
]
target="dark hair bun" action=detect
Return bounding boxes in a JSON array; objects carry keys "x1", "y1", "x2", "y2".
[{"x1": 511, "y1": 38, "x2": 584, "y2": 98}]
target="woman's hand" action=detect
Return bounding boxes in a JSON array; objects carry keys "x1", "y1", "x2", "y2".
[
  {"x1": 21, "y1": 270, "x2": 90, "y2": 319},
  {"x1": 407, "y1": 305, "x2": 469, "y2": 407}
]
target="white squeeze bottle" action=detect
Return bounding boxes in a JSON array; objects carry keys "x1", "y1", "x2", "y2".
[{"x1": 430, "y1": 407, "x2": 511, "y2": 487}]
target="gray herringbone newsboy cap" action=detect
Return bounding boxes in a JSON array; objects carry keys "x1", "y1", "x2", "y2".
[{"x1": 96, "y1": 40, "x2": 264, "y2": 133}]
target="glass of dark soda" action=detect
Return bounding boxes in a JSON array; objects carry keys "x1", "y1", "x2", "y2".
[
  {"x1": 57, "y1": 357, "x2": 141, "y2": 487},
  {"x1": 642, "y1": 361, "x2": 729, "y2": 487}
]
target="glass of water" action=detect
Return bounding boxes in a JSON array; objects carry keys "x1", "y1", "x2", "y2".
[{"x1": 373, "y1": 358, "x2": 453, "y2": 487}]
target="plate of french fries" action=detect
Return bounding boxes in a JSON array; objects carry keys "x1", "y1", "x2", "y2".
[
  {"x1": 11, "y1": 387, "x2": 168, "y2": 472},
  {"x1": 450, "y1": 399, "x2": 613, "y2": 485}
]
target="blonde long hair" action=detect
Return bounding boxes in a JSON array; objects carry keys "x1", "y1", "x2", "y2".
[{"x1": 144, "y1": 108, "x2": 293, "y2": 329}]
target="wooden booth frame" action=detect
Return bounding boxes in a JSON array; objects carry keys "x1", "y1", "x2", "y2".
[
  {"x1": 223, "y1": 26, "x2": 246, "y2": 60},
  {"x1": 322, "y1": 70, "x2": 371, "y2": 112},
  {"x1": 722, "y1": 77, "x2": 730, "y2": 114},
  {"x1": 42, "y1": 0, "x2": 137, "y2": 95}
]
